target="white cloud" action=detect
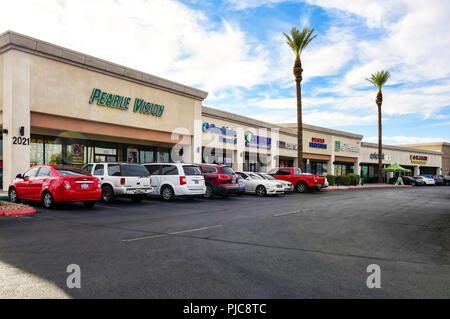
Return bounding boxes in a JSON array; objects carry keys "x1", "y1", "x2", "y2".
[
  {"x1": 225, "y1": 0, "x2": 288, "y2": 10},
  {"x1": 0, "y1": 0, "x2": 268, "y2": 92}
]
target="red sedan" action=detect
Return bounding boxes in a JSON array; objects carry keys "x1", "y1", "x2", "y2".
[{"x1": 8, "y1": 165, "x2": 102, "y2": 208}]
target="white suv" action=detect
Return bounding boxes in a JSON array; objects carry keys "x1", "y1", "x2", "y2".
[
  {"x1": 83, "y1": 163, "x2": 152, "y2": 203},
  {"x1": 143, "y1": 163, "x2": 206, "y2": 201}
]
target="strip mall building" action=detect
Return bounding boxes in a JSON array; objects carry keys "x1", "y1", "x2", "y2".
[{"x1": 0, "y1": 31, "x2": 445, "y2": 190}]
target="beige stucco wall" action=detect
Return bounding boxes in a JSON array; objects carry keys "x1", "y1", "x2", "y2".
[
  {"x1": 360, "y1": 145, "x2": 442, "y2": 169},
  {"x1": 0, "y1": 52, "x2": 3, "y2": 112},
  {"x1": 29, "y1": 53, "x2": 198, "y2": 134}
]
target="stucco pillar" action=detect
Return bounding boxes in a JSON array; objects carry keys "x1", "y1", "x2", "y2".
[
  {"x1": 2, "y1": 50, "x2": 31, "y2": 191},
  {"x1": 413, "y1": 166, "x2": 420, "y2": 176},
  {"x1": 192, "y1": 101, "x2": 203, "y2": 164},
  {"x1": 235, "y1": 126, "x2": 245, "y2": 171}
]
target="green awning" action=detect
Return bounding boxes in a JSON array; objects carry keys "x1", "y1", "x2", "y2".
[{"x1": 382, "y1": 163, "x2": 411, "y2": 173}]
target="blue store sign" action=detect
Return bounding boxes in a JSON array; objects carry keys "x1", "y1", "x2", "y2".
[
  {"x1": 245, "y1": 131, "x2": 271, "y2": 149},
  {"x1": 202, "y1": 123, "x2": 237, "y2": 144}
]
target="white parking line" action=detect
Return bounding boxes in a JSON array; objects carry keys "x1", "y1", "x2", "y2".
[
  {"x1": 273, "y1": 211, "x2": 301, "y2": 217},
  {"x1": 122, "y1": 225, "x2": 223, "y2": 242}
]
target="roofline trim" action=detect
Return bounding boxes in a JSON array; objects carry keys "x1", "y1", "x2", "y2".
[
  {"x1": 0, "y1": 30, "x2": 208, "y2": 101},
  {"x1": 361, "y1": 142, "x2": 443, "y2": 155}
]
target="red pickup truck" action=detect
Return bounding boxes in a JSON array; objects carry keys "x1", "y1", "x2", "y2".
[{"x1": 268, "y1": 167, "x2": 326, "y2": 193}]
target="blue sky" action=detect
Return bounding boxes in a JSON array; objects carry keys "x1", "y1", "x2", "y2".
[{"x1": 1, "y1": 0, "x2": 449, "y2": 144}]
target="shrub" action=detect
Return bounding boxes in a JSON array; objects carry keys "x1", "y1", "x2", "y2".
[
  {"x1": 339, "y1": 175, "x2": 351, "y2": 186},
  {"x1": 326, "y1": 174, "x2": 335, "y2": 186},
  {"x1": 347, "y1": 173, "x2": 360, "y2": 185}
]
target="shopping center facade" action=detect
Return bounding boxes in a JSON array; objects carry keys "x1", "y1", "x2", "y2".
[{"x1": 0, "y1": 31, "x2": 445, "y2": 190}]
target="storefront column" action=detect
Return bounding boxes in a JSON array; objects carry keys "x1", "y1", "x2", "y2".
[
  {"x1": 2, "y1": 50, "x2": 31, "y2": 191},
  {"x1": 413, "y1": 166, "x2": 420, "y2": 176},
  {"x1": 192, "y1": 104, "x2": 203, "y2": 164},
  {"x1": 355, "y1": 158, "x2": 361, "y2": 176},
  {"x1": 329, "y1": 155, "x2": 335, "y2": 176}
]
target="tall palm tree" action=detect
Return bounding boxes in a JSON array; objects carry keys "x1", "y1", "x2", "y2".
[
  {"x1": 366, "y1": 70, "x2": 390, "y2": 183},
  {"x1": 284, "y1": 26, "x2": 317, "y2": 171}
]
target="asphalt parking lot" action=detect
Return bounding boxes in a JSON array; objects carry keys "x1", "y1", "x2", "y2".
[{"x1": 1, "y1": 186, "x2": 449, "y2": 298}]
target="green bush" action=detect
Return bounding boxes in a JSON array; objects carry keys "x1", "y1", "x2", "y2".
[
  {"x1": 338, "y1": 175, "x2": 351, "y2": 186},
  {"x1": 347, "y1": 173, "x2": 360, "y2": 185},
  {"x1": 326, "y1": 174, "x2": 335, "y2": 186}
]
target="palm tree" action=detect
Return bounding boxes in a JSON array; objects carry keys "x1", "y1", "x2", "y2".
[
  {"x1": 366, "y1": 70, "x2": 390, "y2": 183},
  {"x1": 284, "y1": 26, "x2": 317, "y2": 171}
]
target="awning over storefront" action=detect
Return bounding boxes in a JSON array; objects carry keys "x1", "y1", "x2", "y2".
[
  {"x1": 334, "y1": 156, "x2": 357, "y2": 163},
  {"x1": 303, "y1": 153, "x2": 331, "y2": 161}
]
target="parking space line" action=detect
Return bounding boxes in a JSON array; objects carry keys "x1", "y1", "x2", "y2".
[
  {"x1": 122, "y1": 224, "x2": 223, "y2": 242},
  {"x1": 273, "y1": 211, "x2": 301, "y2": 217}
]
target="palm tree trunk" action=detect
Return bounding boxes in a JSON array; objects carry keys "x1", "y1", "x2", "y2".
[
  {"x1": 294, "y1": 56, "x2": 303, "y2": 170},
  {"x1": 377, "y1": 90, "x2": 383, "y2": 183}
]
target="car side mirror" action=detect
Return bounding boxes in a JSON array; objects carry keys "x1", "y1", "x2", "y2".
[{"x1": 16, "y1": 174, "x2": 23, "y2": 179}]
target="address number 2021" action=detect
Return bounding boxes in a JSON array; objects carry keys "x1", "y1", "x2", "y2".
[{"x1": 13, "y1": 136, "x2": 30, "y2": 145}]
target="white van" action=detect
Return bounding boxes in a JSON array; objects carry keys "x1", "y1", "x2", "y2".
[
  {"x1": 143, "y1": 163, "x2": 206, "y2": 201},
  {"x1": 83, "y1": 163, "x2": 152, "y2": 203}
]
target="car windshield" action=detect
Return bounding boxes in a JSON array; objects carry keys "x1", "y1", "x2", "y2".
[
  {"x1": 182, "y1": 165, "x2": 202, "y2": 176},
  {"x1": 249, "y1": 174, "x2": 262, "y2": 180},
  {"x1": 262, "y1": 174, "x2": 276, "y2": 180},
  {"x1": 54, "y1": 166, "x2": 91, "y2": 176},
  {"x1": 121, "y1": 164, "x2": 150, "y2": 177}
]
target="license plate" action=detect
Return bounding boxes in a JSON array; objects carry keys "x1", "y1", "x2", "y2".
[
  {"x1": 80, "y1": 184, "x2": 89, "y2": 189},
  {"x1": 135, "y1": 189, "x2": 144, "y2": 194},
  {"x1": 194, "y1": 180, "x2": 199, "y2": 184}
]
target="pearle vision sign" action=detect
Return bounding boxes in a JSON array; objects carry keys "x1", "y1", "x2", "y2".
[{"x1": 89, "y1": 88, "x2": 165, "y2": 117}]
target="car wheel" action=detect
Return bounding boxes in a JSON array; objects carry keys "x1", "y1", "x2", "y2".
[
  {"x1": 204, "y1": 184, "x2": 214, "y2": 199},
  {"x1": 83, "y1": 201, "x2": 96, "y2": 208},
  {"x1": 412, "y1": 181, "x2": 416, "y2": 186},
  {"x1": 132, "y1": 195, "x2": 144, "y2": 203},
  {"x1": 42, "y1": 191, "x2": 55, "y2": 209},
  {"x1": 9, "y1": 187, "x2": 19, "y2": 203},
  {"x1": 296, "y1": 182, "x2": 307, "y2": 193},
  {"x1": 161, "y1": 185, "x2": 175, "y2": 201},
  {"x1": 101, "y1": 185, "x2": 115, "y2": 203},
  {"x1": 256, "y1": 185, "x2": 266, "y2": 197}
]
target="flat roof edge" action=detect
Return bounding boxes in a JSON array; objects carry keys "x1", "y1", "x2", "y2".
[
  {"x1": 361, "y1": 142, "x2": 443, "y2": 155},
  {"x1": 0, "y1": 30, "x2": 208, "y2": 101},
  {"x1": 202, "y1": 106, "x2": 364, "y2": 139}
]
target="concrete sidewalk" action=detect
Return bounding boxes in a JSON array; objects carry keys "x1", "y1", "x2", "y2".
[{"x1": 323, "y1": 184, "x2": 412, "y2": 191}]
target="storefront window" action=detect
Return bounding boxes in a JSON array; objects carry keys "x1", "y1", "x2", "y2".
[
  {"x1": 334, "y1": 163, "x2": 354, "y2": 176},
  {"x1": 156, "y1": 148, "x2": 170, "y2": 163},
  {"x1": 95, "y1": 142, "x2": 117, "y2": 163},
  {"x1": 30, "y1": 136, "x2": 44, "y2": 166},
  {"x1": 65, "y1": 143, "x2": 86, "y2": 166},
  {"x1": 45, "y1": 137, "x2": 63, "y2": 165},
  {"x1": 139, "y1": 148, "x2": 154, "y2": 164}
]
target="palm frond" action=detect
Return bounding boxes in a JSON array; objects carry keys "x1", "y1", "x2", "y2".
[
  {"x1": 366, "y1": 70, "x2": 391, "y2": 90},
  {"x1": 284, "y1": 26, "x2": 317, "y2": 57}
]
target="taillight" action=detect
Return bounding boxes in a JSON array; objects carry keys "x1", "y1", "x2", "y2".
[
  {"x1": 63, "y1": 180, "x2": 71, "y2": 190},
  {"x1": 218, "y1": 174, "x2": 229, "y2": 180},
  {"x1": 120, "y1": 178, "x2": 125, "y2": 185},
  {"x1": 180, "y1": 176, "x2": 186, "y2": 185}
]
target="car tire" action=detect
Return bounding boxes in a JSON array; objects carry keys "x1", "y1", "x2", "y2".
[
  {"x1": 296, "y1": 182, "x2": 307, "y2": 193},
  {"x1": 83, "y1": 201, "x2": 96, "y2": 208},
  {"x1": 132, "y1": 195, "x2": 144, "y2": 203},
  {"x1": 8, "y1": 187, "x2": 19, "y2": 203},
  {"x1": 204, "y1": 184, "x2": 214, "y2": 199},
  {"x1": 161, "y1": 185, "x2": 175, "y2": 201},
  {"x1": 42, "y1": 191, "x2": 55, "y2": 209},
  {"x1": 256, "y1": 185, "x2": 266, "y2": 197},
  {"x1": 412, "y1": 181, "x2": 416, "y2": 186},
  {"x1": 101, "y1": 185, "x2": 115, "y2": 203}
]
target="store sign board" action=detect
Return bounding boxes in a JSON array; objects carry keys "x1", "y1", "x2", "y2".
[
  {"x1": 245, "y1": 132, "x2": 271, "y2": 149},
  {"x1": 278, "y1": 140, "x2": 297, "y2": 150},
  {"x1": 309, "y1": 137, "x2": 327, "y2": 149},
  {"x1": 370, "y1": 153, "x2": 392, "y2": 161},
  {"x1": 202, "y1": 122, "x2": 237, "y2": 144},
  {"x1": 410, "y1": 155, "x2": 428, "y2": 164},
  {"x1": 89, "y1": 88, "x2": 164, "y2": 117},
  {"x1": 335, "y1": 140, "x2": 360, "y2": 153}
]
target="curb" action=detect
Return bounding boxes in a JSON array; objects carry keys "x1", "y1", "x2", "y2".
[
  {"x1": 323, "y1": 185, "x2": 413, "y2": 191},
  {"x1": 0, "y1": 207, "x2": 37, "y2": 217}
]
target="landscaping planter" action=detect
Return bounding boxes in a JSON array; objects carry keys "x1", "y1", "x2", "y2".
[{"x1": 0, "y1": 201, "x2": 36, "y2": 217}]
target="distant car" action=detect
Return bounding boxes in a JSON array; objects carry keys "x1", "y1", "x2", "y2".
[
  {"x1": 268, "y1": 167, "x2": 326, "y2": 193},
  {"x1": 437, "y1": 175, "x2": 450, "y2": 186},
  {"x1": 9, "y1": 165, "x2": 101, "y2": 208},
  {"x1": 197, "y1": 164, "x2": 240, "y2": 199},
  {"x1": 236, "y1": 171, "x2": 285, "y2": 196},
  {"x1": 401, "y1": 176, "x2": 425, "y2": 186},
  {"x1": 414, "y1": 176, "x2": 435, "y2": 185},
  {"x1": 143, "y1": 163, "x2": 206, "y2": 201},
  {"x1": 235, "y1": 174, "x2": 246, "y2": 195},
  {"x1": 83, "y1": 162, "x2": 152, "y2": 203},
  {"x1": 431, "y1": 175, "x2": 444, "y2": 186},
  {"x1": 255, "y1": 172, "x2": 294, "y2": 192}
]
